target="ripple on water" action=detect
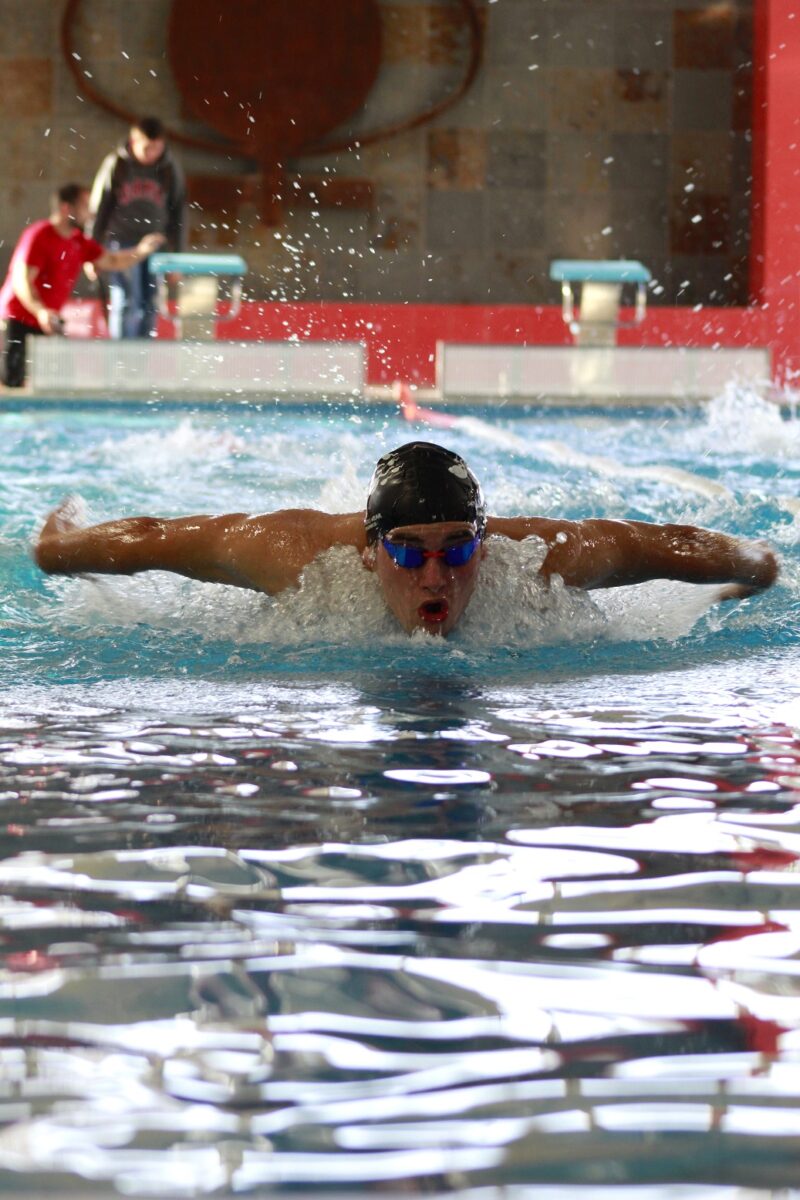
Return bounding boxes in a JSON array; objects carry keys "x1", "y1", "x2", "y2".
[
  {"x1": 0, "y1": 677, "x2": 799, "y2": 1190},
  {"x1": 0, "y1": 398, "x2": 799, "y2": 1191}
]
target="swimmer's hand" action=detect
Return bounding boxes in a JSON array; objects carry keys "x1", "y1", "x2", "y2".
[
  {"x1": 34, "y1": 496, "x2": 89, "y2": 572},
  {"x1": 715, "y1": 582, "x2": 766, "y2": 602},
  {"x1": 715, "y1": 540, "x2": 779, "y2": 601},
  {"x1": 39, "y1": 495, "x2": 88, "y2": 537}
]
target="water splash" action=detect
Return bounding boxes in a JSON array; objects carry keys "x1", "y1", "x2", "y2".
[
  {"x1": 44, "y1": 534, "x2": 732, "y2": 651},
  {"x1": 701, "y1": 383, "x2": 800, "y2": 459}
]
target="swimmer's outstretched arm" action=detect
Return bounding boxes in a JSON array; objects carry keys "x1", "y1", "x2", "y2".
[
  {"x1": 34, "y1": 500, "x2": 366, "y2": 595},
  {"x1": 487, "y1": 516, "x2": 778, "y2": 594}
]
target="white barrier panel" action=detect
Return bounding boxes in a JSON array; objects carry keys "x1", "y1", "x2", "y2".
[
  {"x1": 29, "y1": 339, "x2": 366, "y2": 399},
  {"x1": 438, "y1": 343, "x2": 772, "y2": 403}
]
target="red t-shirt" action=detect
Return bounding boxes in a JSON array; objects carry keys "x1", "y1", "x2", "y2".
[{"x1": 0, "y1": 220, "x2": 103, "y2": 328}]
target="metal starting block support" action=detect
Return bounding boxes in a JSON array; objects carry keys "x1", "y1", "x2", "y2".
[
  {"x1": 550, "y1": 259, "x2": 652, "y2": 346},
  {"x1": 150, "y1": 252, "x2": 248, "y2": 340}
]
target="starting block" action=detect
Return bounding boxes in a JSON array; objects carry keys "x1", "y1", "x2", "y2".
[
  {"x1": 550, "y1": 259, "x2": 651, "y2": 345},
  {"x1": 150, "y1": 252, "x2": 247, "y2": 340}
]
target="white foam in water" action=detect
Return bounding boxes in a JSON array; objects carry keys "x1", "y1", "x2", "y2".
[
  {"x1": 316, "y1": 457, "x2": 368, "y2": 512},
  {"x1": 94, "y1": 420, "x2": 381, "y2": 523},
  {"x1": 50, "y1": 534, "x2": 725, "y2": 648},
  {"x1": 702, "y1": 382, "x2": 800, "y2": 458},
  {"x1": 99, "y1": 417, "x2": 249, "y2": 468},
  {"x1": 591, "y1": 576, "x2": 729, "y2": 642}
]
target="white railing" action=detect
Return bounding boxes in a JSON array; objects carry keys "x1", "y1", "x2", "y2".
[
  {"x1": 436, "y1": 343, "x2": 772, "y2": 404},
  {"x1": 28, "y1": 339, "x2": 367, "y2": 400}
]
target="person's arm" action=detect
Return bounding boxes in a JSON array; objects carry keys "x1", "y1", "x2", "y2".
[
  {"x1": 86, "y1": 153, "x2": 118, "y2": 244},
  {"x1": 34, "y1": 499, "x2": 366, "y2": 595},
  {"x1": 94, "y1": 232, "x2": 165, "y2": 273},
  {"x1": 10, "y1": 258, "x2": 60, "y2": 333},
  {"x1": 85, "y1": 155, "x2": 117, "y2": 282},
  {"x1": 166, "y1": 158, "x2": 187, "y2": 253},
  {"x1": 487, "y1": 515, "x2": 778, "y2": 594}
]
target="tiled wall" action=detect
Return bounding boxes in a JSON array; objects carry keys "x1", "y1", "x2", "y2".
[{"x1": 0, "y1": 0, "x2": 754, "y2": 308}]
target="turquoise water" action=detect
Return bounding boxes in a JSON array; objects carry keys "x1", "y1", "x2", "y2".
[{"x1": 1, "y1": 391, "x2": 800, "y2": 1197}]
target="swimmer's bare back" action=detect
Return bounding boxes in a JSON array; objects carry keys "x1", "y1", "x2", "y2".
[{"x1": 35, "y1": 499, "x2": 368, "y2": 595}]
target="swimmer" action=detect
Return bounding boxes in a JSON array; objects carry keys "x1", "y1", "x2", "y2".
[{"x1": 34, "y1": 441, "x2": 778, "y2": 637}]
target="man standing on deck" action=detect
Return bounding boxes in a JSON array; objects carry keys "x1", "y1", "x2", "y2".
[
  {"x1": 33, "y1": 442, "x2": 778, "y2": 637},
  {"x1": 87, "y1": 115, "x2": 186, "y2": 339},
  {"x1": 0, "y1": 183, "x2": 165, "y2": 389}
]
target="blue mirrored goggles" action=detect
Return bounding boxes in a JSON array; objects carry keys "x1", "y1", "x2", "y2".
[{"x1": 382, "y1": 535, "x2": 481, "y2": 569}]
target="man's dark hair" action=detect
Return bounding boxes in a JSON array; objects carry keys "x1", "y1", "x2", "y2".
[
  {"x1": 53, "y1": 182, "x2": 86, "y2": 209},
  {"x1": 134, "y1": 115, "x2": 166, "y2": 140}
]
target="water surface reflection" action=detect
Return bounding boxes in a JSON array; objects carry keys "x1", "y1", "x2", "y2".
[{"x1": 1, "y1": 665, "x2": 799, "y2": 1193}]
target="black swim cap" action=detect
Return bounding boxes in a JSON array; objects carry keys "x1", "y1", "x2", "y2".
[{"x1": 365, "y1": 441, "x2": 487, "y2": 543}]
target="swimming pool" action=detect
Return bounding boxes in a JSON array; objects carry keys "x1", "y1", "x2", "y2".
[{"x1": 1, "y1": 389, "x2": 799, "y2": 1197}]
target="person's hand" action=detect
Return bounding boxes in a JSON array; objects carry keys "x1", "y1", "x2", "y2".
[
  {"x1": 33, "y1": 496, "x2": 88, "y2": 573},
  {"x1": 84, "y1": 261, "x2": 98, "y2": 283},
  {"x1": 37, "y1": 307, "x2": 62, "y2": 335},
  {"x1": 39, "y1": 495, "x2": 87, "y2": 539},
  {"x1": 137, "y1": 232, "x2": 166, "y2": 258},
  {"x1": 715, "y1": 582, "x2": 762, "y2": 602}
]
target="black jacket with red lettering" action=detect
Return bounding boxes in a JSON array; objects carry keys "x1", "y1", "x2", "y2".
[{"x1": 88, "y1": 140, "x2": 186, "y2": 251}]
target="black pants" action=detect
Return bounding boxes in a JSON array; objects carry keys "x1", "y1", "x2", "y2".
[{"x1": 1, "y1": 317, "x2": 41, "y2": 388}]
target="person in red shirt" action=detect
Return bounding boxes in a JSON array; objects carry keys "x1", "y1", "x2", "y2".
[{"x1": 0, "y1": 182, "x2": 164, "y2": 388}]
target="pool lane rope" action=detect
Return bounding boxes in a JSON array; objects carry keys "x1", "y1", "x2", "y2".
[{"x1": 398, "y1": 385, "x2": 800, "y2": 516}]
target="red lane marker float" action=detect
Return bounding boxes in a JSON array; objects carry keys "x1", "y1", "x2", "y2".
[{"x1": 395, "y1": 381, "x2": 458, "y2": 430}]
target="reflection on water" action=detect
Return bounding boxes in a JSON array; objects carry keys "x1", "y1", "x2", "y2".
[{"x1": 1, "y1": 666, "x2": 800, "y2": 1195}]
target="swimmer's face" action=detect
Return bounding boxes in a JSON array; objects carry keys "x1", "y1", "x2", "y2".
[{"x1": 363, "y1": 521, "x2": 485, "y2": 637}]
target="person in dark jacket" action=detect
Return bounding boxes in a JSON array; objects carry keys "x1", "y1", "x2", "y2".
[{"x1": 87, "y1": 115, "x2": 185, "y2": 339}]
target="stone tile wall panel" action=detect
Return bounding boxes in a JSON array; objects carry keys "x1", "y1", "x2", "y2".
[{"x1": 0, "y1": 0, "x2": 754, "y2": 308}]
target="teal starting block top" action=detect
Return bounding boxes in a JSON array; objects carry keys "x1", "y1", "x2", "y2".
[
  {"x1": 550, "y1": 259, "x2": 652, "y2": 284},
  {"x1": 149, "y1": 252, "x2": 247, "y2": 277}
]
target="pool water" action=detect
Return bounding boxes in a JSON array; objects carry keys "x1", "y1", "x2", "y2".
[{"x1": 1, "y1": 389, "x2": 799, "y2": 1197}]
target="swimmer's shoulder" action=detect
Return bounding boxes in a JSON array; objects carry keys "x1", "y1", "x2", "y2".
[
  {"x1": 486, "y1": 515, "x2": 577, "y2": 542},
  {"x1": 313, "y1": 510, "x2": 368, "y2": 552},
  {"x1": 228, "y1": 508, "x2": 365, "y2": 547},
  {"x1": 219, "y1": 508, "x2": 367, "y2": 593},
  {"x1": 268, "y1": 508, "x2": 366, "y2": 554},
  {"x1": 486, "y1": 516, "x2": 593, "y2": 584}
]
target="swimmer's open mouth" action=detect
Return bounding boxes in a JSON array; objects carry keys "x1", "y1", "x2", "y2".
[{"x1": 418, "y1": 599, "x2": 449, "y2": 624}]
